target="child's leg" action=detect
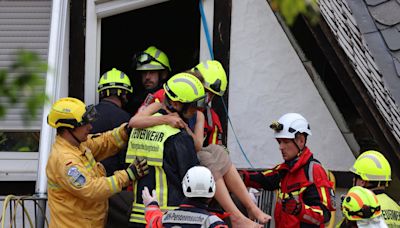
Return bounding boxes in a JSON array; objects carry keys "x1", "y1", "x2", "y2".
[
  {"x1": 214, "y1": 178, "x2": 264, "y2": 228},
  {"x1": 223, "y1": 165, "x2": 271, "y2": 224}
]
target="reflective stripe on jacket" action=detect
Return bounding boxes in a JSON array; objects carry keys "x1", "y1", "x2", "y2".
[
  {"x1": 46, "y1": 124, "x2": 130, "y2": 228},
  {"x1": 203, "y1": 107, "x2": 222, "y2": 146}
]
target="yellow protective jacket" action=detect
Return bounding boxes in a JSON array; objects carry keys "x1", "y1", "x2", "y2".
[
  {"x1": 376, "y1": 192, "x2": 400, "y2": 227},
  {"x1": 46, "y1": 124, "x2": 130, "y2": 228}
]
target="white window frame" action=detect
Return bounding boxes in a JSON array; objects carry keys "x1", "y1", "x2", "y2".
[
  {"x1": 84, "y1": 0, "x2": 214, "y2": 105},
  {"x1": 0, "y1": 0, "x2": 70, "y2": 182}
]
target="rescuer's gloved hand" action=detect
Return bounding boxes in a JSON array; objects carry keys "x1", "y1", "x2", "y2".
[
  {"x1": 126, "y1": 157, "x2": 149, "y2": 181},
  {"x1": 282, "y1": 194, "x2": 303, "y2": 215},
  {"x1": 142, "y1": 186, "x2": 158, "y2": 206}
]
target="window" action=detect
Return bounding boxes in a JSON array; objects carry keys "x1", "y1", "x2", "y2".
[{"x1": 0, "y1": 0, "x2": 51, "y2": 181}]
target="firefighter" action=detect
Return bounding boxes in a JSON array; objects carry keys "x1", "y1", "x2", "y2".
[
  {"x1": 92, "y1": 68, "x2": 133, "y2": 176},
  {"x1": 128, "y1": 46, "x2": 171, "y2": 114},
  {"x1": 340, "y1": 186, "x2": 388, "y2": 228},
  {"x1": 143, "y1": 166, "x2": 229, "y2": 228},
  {"x1": 240, "y1": 113, "x2": 336, "y2": 227},
  {"x1": 46, "y1": 97, "x2": 149, "y2": 228},
  {"x1": 349, "y1": 150, "x2": 400, "y2": 227},
  {"x1": 91, "y1": 68, "x2": 134, "y2": 228},
  {"x1": 131, "y1": 63, "x2": 269, "y2": 227},
  {"x1": 126, "y1": 73, "x2": 204, "y2": 227}
]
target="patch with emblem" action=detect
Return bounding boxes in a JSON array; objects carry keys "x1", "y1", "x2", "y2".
[{"x1": 66, "y1": 166, "x2": 86, "y2": 188}]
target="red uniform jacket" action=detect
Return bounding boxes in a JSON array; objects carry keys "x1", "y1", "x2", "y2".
[{"x1": 240, "y1": 148, "x2": 336, "y2": 227}]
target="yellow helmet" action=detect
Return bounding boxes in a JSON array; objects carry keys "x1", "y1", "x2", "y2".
[
  {"x1": 342, "y1": 186, "x2": 381, "y2": 221},
  {"x1": 135, "y1": 46, "x2": 171, "y2": 71},
  {"x1": 47, "y1": 97, "x2": 97, "y2": 129},
  {"x1": 350, "y1": 150, "x2": 391, "y2": 181},
  {"x1": 193, "y1": 60, "x2": 227, "y2": 96},
  {"x1": 97, "y1": 68, "x2": 133, "y2": 96},
  {"x1": 163, "y1": 73, "x2": 205, "y2": 104}
]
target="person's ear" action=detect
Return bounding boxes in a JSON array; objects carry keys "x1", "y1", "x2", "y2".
[
  {"x1": 170, "y1": 100, "x2": 182, "y2": 111},
  {"x1": 295, "y1": 134, "x2": 306, "y2": 147},
  {"x1": 160, "y1": 71, "x2": 168, "y2": 80}
]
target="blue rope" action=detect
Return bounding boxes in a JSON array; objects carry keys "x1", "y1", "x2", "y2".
[
  {"x1": 199, "y1": 1, "x2": 253, "y2": 168},
  {"x1": 199, "y1": 1, "x2": 214, "y2": 60}
]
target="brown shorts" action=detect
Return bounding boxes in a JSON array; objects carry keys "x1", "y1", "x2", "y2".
[{"x1": 197, "y1": 144, "x2": 232, "y2": 180}]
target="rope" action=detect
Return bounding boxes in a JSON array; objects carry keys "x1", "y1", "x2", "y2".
[
  {"x1": 0, "y1": 195, "x2": 49, "y2": 228},
  {"x1": 199, "y1": 1, "x2": 214, "y2": 60},
  {"x1": 199, "y1": 1, "x2": 254, "y2": 168}
]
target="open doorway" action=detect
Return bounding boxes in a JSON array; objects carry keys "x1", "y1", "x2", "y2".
[{"x1": 100, "y1": 0, "x2": 200, "y2": 114}]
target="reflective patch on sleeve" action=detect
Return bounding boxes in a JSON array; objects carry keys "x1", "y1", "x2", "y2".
[
  {"x1": 67, "y1": 166, "x2": 86, "y2": 188},
  {"x1": 329, "y1": 188, "x2": 336, "y2": 209},
  {"x1": 90, "y1": 133, "x2": 102, "y2": 139}
]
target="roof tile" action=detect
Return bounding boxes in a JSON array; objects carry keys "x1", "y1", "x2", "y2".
[
  {"x1": 394, "y1": 57, "x2": 400, "y2": 76},
  {"x1": 347, "y1": 0, "x2": 378, "y2": 33},
  {"x1": 393, "y1": 50, "x2": 400, "y2": 62},
  {"x1": 381, "y1": 27, "x2": 400, "y2": 51},
  {"x1": 365, "y1": 0, "x2": 389, "y2": 6},
  {"x1": 369, "y1": 1, "x2": 400, "y2": 26}
]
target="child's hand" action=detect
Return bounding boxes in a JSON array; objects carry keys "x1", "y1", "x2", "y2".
[{"x1": 165, "y1": 113, "x2": 185, "y2": 128}]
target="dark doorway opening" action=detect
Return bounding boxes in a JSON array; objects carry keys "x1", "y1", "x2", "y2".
[{"x1": 100, "y1": 0, "x2": 200, "y2": 113}]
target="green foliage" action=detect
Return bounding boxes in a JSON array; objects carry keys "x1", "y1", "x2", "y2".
[
  {"x1": 0, "y1": 50, "x2": 48, "y2": 123},
  {"x1": 270, "y1": 0, "x2": 320, "y2": 25}
]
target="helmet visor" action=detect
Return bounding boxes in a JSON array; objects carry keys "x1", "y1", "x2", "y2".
[
  {"x1": 209, "y1": 79, "x2": 222, "y2": 94},
  {"x1": 195, "y1": 96, "x2": 206, "y2": 109},
  {"x1": 82, "y1": 105, "x2": 98, "y2": 125},
  {"x1": 135, "y1": 52, "x2": 169, "y2": 71},
  {"x1": 347, "y1": 205, "x2": 381, "y2": 219}
]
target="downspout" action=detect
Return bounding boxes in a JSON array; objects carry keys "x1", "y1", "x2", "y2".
[
  {"x1": 275, "y1": 14, "x2": 360, "y2": 154},
  {"x1": 35, "y1": 0, "x2": 69, "y2": 227}
]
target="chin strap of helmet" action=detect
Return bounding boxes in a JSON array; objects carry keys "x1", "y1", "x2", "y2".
[
  {"x1": 293, "y1": 133, "x2": 308, "y2": 157},
  {"x1": 165, "y1": 98, "x2": 178, "y2": 113},
  {"x1": 67, "y1": 129, "x2": 82, "y2": 145}
]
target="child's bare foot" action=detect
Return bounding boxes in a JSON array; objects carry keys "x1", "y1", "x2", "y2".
[
  {"x1": 230, "y1": 214, "x2": 263, "y2": 228},
  {"x1": 247, "y1": 206, "x2": 271, "y2": 224}
]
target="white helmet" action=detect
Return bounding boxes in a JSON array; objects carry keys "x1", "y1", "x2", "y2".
[
  {"x1": 270, "y1": 113, "x2": 312, "y2": 139},
  {"x1": 182, "y1": 166, "x2": 216, "y2": 198}
]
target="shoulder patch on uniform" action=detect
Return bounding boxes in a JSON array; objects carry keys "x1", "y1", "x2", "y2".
[{"x1": 66, "y1": 166, "x2": 86, "y2": 188}]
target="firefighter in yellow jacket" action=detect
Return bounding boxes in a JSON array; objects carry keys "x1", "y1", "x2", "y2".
[{"x1": 46, "y1": 97, "x2": 149, "y2": 228}]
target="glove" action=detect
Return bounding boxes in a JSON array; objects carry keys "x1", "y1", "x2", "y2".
[
  {"x1": 142, "y1": 186, "x2": 158, "y2": 206},
  {"x1": 126, "y1": 157, "x2": 149, "y2": 181},
  {"x1": 124, "y1": 123, "x2": 132, "y2": 135},
  {"x1": 282, "y1": 194, "x2": 303, "y2": 215}
]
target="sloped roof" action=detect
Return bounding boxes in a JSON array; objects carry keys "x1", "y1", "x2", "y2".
[{"x1": 319, "y1": 0, "x2": 400, "y2": 142}]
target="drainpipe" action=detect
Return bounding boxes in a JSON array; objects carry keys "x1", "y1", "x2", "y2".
[{"x1": 35, "y1": 0, "x2": 69, "y2": 227}]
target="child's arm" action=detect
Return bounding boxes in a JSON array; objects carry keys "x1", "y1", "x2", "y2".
[
  {"x1": 184, "y1": 110, "x2": 205, "y2": 152},
  {"x1": 129, "y1": 102, "x2": 185, "y2": 129}
]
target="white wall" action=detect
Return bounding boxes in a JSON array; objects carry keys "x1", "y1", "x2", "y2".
[{"x1": 228, "y1": 0, "x2": 355, "y2": 171}]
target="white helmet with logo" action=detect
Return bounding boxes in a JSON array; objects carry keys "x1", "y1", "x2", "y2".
[
  {"x1": 182, "y1": 166, "x2": 216, "y2": 198},
  {"x1": 270, "y1": 113, "x2": 312, "y2": 139}
]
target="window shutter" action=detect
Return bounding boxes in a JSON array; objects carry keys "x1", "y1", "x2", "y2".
[{"x1": 0, "y1": 0, "x2": 51, "y2": 130}]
